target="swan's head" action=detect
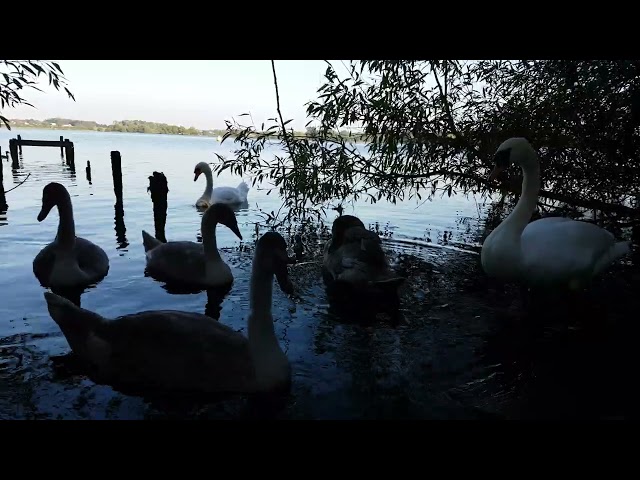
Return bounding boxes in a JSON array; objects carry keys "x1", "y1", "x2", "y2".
[
  {"x1": 331, "y1": 215, "x2": 366, "y2": 247},
  {"x1": 194, "y1": 162, "x2": 212, "y2": 182},
  {"x1": 203, "y1": 203, "x2": 243, "y2": 240},
  {"x1": 488, "y1": 137, "x2": 537, "y2": 182},
  {"x1": 255, "y1": 231, "x2": 295, "y2": 295},
  {"x1": 37, "y1": 182, "x2": 69, "y2": 222}
]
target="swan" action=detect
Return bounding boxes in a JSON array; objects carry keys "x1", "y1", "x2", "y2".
[
  {"x1": 42, "y1": 231, "x2": 295, "y2": 395},
  {"x1": 322, "y1": 215, "x2": 405, "y2": 293},
  {"x1": 33, "y1": 182, "x2": 109, "y2": 289},
  {"x1": 480, "y1": 137, "x2": 631, "y2": 291},
  {"x1": 194, "y1": 161, "x2": 250, "y2": 208},
  {"x1": 142, "y1": 202, "x2": 243, "y2": 288}
]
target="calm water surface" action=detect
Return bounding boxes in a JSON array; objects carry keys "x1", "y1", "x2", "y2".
[{"x1": 0, "y1": 128, "x2": 637, "y2": 419}]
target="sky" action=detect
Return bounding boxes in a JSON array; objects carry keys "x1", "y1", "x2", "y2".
[{"x1": 6, "y1": 60, "x2": 341, "y2": 131}]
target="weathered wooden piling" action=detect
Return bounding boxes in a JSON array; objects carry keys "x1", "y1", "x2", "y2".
[
  {"x1": 86, "y1": 161, "x2": 92, "y2": 184},
  {"x1": 9, "y1": 140, "x2": 19, "y2": 170},
  {"x1": 111, "y1": 151, "x2": 123, "y2": 202},
  {"x1": 147, "y1": 171, "x2": 168, "y2": 243},
  {"x1": 0, "y1": 155, "x2": 7, "y2": 211},
  {"x1": 60, "y1": 136, "x2": 64, "y2": 156},
  {"x1": 66, "y1": 143, "x2": 75, "y2": 170},
  {"x1": 16, "y1": 135, "x2": 22, "y2": 154}
]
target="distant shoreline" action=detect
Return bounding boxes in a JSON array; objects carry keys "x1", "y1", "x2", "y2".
[{"x1": 5, "y1": 117, "x2": 366, "y2": 142}]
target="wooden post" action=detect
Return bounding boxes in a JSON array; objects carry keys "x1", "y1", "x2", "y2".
[
  {"x1": 86, "y1": 160, "x2": 92, "y2": 184},
  {"x1": 9, "y1": 140, "x2": 19, "y2": 170},
  {"x1": 16, "y1": 135, "x2": 22, "y2": 154},
  {"x1": 147, "y1": 171, "x2": 169, "y2": 243},
  {"x1": 111, "y1": 151, "x2": 123, "y2": 202},
  {"x1": 0, "y1": 155, "x2": 7, "y2": 212},
  {"x1": 60, "y1": 136, "x2": 64, "y2": 156},
  {"x1": 66, "y1": 144, "x2": 75, "y2": 170}
]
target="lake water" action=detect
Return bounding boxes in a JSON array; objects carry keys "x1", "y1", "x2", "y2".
[{"x1": 0, "y1": 128, "x2": 638, "y2": 419}]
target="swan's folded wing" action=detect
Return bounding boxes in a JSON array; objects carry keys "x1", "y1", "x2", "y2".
[
  {"x1": 145, "y1": 241, "x2": 206, "y2": 282},
  {"x1": 521, "y1": 217, "x2": 617, "y2": 278},
  {"x1": 75, "y1": 237, "x2": 110, "y2": 278},
  {"x1": 33, "y1": 244, "x2": 62, "y2": 287},
  {"x1": 97, "y1": 311, "x2": 255, "y2": 392},
  {"x1": 211, "y1": 186, "x2": 242, "y2": 204}
]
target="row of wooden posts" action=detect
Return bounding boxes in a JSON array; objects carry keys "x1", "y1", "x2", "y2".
[{"x1": 0, "y1": 141, "x2": 169, "y2": 245}]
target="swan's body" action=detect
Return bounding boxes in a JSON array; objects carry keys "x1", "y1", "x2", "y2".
[
  {"x1": 194, "y1": 161, "x2": 249, "y2": 208},
  {"x1": 481, "y1": 137, "x2": 631, "y2": 290},
  {"x1": 322, "y1": 215, "x2": 405, "y2": 293},
  {"x1": 33, "y1": 182, "x2": 109, "y2": 289},
  {"x1": 142, "y1": 203, "x2": 242, "y2": 288},
  {"x1": 43, "y1": 231, "x2": 295, "y2": 395}
]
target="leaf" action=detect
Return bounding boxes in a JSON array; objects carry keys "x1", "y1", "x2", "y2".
[{"x1": 0, "y1": 115, "x2": 11, "y2": 130}]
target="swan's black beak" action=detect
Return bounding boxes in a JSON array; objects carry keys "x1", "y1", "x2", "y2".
[
  {"x1": 230, "y1": 223, "x2": 243, "y2": 241},
  {"x1": 37, "y1": 202, "x2": 54, "y2": 222},
  {"x1": 194, "y1": 171, "x2": 201, "y2": 182}
]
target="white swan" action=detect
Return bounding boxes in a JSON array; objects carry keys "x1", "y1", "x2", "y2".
[
  {"x1": 142, "y1": 203, "x2": 242, "y2": 288},
  {"x1": 33, "y1": 182, "x2": 109, "y2": 289},
  {"x1": 42, "y1": 231, "x2": 295, "y2": 395},
  {"x1": 481, "y1": 137, "x2": 631, "y2": 290},
  {"x1": 194, "y1": 161, "x2": 250, "y2": 208}
]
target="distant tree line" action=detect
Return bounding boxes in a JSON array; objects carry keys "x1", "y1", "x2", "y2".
[{"x1": 7, "y1": 117, "x2": 367, "y2": 141}]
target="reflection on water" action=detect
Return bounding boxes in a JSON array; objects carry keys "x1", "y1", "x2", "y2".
[
  {"x1": 114, "y1": 201, "x2": 128, "y2": 251},
  {"x1": 0, "y1": 128, "x2": 636, "y2": 419},
  {"x1": 205, "y1": 285, "x2": 232, "y2": 320},
  {"x1": 85, "y1": 161, "x2": 92, "y2": 185}
]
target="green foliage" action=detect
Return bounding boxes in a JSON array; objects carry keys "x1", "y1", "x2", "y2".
[
  {"x1": 0, "y1": 60, "x2": 75, "y2": 130},
  {"x1": 213, "y1": 60, "x2": 640, "y2": 224}
]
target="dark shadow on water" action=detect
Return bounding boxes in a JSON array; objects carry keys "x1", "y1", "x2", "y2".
[
  {"x1": 114, "y1": 200, "x2": 129, "y2": 250},
  {"x1": 85, "y1": 161, "x2": 92, "y2": 185},
  {"x1": 321, "y1": 270, "x2": 405, "y2": 326},
  {"x1": 205, "y1": 285, "x2": 232, "y2": 320},
  {"x1": 143, "y1": 268, "x2": 234, "y2": 305}
]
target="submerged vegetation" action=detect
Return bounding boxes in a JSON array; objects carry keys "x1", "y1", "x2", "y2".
[{"x1": 214, "y1": 60, "x2": 640, "y2": 232}]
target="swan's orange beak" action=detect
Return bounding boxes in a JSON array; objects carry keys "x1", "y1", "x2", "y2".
[{"x1": 488, "y1": 165, "x2": 506, "y2": 183}]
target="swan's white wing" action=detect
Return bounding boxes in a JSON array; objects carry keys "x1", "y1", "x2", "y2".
[
  {"x1": 520, "y1": 217, "x2": 617, "y2": 283},
  {"x1": 211, "y1": 186, "x2": 242, "y2": 204}
]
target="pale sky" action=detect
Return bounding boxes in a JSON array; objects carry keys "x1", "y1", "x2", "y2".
[{"x1": 6, "y1": 60, "x2": 342, "y2": 131}]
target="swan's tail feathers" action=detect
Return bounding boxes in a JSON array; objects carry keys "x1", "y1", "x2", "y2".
[
  {"x1": 142, "y1": 230, "x2": 163, "y2": 252},
  {"x1": 236, "y1": 181, "x2": 250, "y2": 201},
  {"x1": 593, "y1": 240, "x2": 632, "y2": 277},
  {"x1": 43, "y1": 292, "x2": 107, "y2": 355}
]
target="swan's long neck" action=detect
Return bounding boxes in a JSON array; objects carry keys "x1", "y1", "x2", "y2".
[
  {"x1": 202, "y1": 168, "x2": 213, "y2": 200},
  {"x1": 55, "y1": 195, "x2": 76, "y2": 249},
  {"x1": 201, "y1": 212, "x2": 221, "y2": 261},
  {"x1": 246, "y1": 249, "x2": 290, "y2": 390},
  {"x1": 497, "y1": 157, "x2": 541, "y2": 236},
  {"x1": 247, "y1": 261, "x2": 279, "y2": 352}
]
